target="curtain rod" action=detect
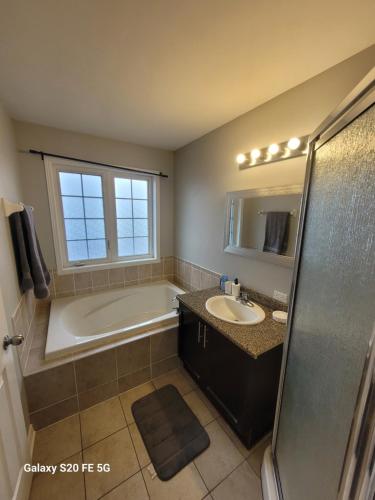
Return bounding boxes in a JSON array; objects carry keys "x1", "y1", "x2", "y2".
[{"x1": 19, "y1": 149, "x2": 169, "y2": 178}]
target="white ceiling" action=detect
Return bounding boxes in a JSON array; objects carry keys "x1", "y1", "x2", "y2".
[{"x1": 0, "y1": 1, "x2": 374, "y2": 150}]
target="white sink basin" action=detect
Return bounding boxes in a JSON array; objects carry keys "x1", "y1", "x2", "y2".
[{"x1": 205, "y1": 295, "x2": 265, "y2": 325}]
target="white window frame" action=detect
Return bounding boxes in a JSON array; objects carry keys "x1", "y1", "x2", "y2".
[{"x1": 44, "y1": 156, "x2": 160, "y2": 275}]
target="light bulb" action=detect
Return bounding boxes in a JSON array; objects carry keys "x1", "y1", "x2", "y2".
[
  {"x1": 251, "y1": 149, "x2": 261, "y2": 160},
  {"x1": 268, "y1": 143, "x2": 279, "y2": 155},
  {"x1": 287, "y1": 137, "x2": 301, "y2": 150},
  {"x1": 236, "y1": 153, "x2": 246, "y2": 164}
]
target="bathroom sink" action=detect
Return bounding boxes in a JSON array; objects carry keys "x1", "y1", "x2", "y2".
[{"x1": 205, "y1": 295, "x2": 265, "y2": 325}]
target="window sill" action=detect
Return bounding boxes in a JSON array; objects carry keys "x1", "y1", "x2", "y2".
[{"x1": 56, "y1": 257, "x2": 161, "y2": 275}]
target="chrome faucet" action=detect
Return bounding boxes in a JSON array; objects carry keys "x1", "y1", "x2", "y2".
[{"x1": 236, "y1": 291, "x2": 254, "y2": 307}]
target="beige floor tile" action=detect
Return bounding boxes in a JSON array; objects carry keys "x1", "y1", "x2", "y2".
[
  {"x1": 216, "y1": 416, "x2": 251, "y2": 459},
  {"x1": 102, "y1": 471, "x2": 148, "y2": 499},
  {"x1": 119, "y1": 381, "x2": 155, "y2": 424},
  {"x1": 153, "y1": 368, "x2": 194, "y2": 395},
  {"x1": 83, "y1": 428, "x2": 139, "y2": 500},
  {"x1": 247, "y1": 434, "x2": 271, "y2": 477},
  {"x1": 184, "y1": 390, "x2": 215, "y2": 426},
  {"x1": 129, "y1": 423, "x2": 151, "y2": 467},
  {"x1": 80, "y1": 397, "x2": 126, "y2": 448},
  {"x1": 142, "y1": 463, "x2": 208, "y2": 500},
  {"x1": 33, "y1": 414, "x2": 81, "y2": 465},
  {"x1": 211, "y1": 461, "x2": 262, "y2": 500},
  {"x1": 194, "y1": 420, "x2": 243, "y2": 491},
  {"x1": 29, "y1": 452, "x2": 85, "y2": 500}
]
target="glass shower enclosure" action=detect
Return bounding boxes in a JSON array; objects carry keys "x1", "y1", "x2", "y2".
[{"x1": 262, "y1": 69, "x2": 375, "y2": 500}]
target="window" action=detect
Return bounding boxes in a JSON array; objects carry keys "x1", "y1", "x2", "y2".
[{"x1": 45, "y1": 157, "x2": 159, "y2": 273}]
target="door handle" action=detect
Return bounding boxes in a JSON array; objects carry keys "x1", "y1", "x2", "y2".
[
  {"x1": 198, "y1": 322, "x2": 202, "y2": 343},
  {"x1": 3, "y1": 334, "x2": 24, "y2": 351}
]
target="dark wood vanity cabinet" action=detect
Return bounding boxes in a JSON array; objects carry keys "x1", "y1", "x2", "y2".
[{"x1": 178, "y1": 303, "x2": 283, "y2": 448}]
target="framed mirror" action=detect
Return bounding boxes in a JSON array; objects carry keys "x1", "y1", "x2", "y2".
[{"x1": 224, "y1": 184, "x2": 303, "y2": 267}]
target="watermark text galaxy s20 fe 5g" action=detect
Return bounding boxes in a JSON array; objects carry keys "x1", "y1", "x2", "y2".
[{"x1": 24, "y1": 463, "x2": 111, "y2": 474}]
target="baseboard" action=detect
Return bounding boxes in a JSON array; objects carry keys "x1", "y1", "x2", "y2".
[{"x1": 261, "y1": 445, "x2": 280, "y2": 500}]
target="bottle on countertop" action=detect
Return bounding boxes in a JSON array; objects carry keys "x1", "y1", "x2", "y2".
[
  {"x1": 232, "y1": 278, "x2": 241, "y2": 298},
  {"x1": 220, "y1": 274, "x2": 228, "y2": 291},
  {"x1": 224, "y1": 280, "x2": 234, "y2": 295}
]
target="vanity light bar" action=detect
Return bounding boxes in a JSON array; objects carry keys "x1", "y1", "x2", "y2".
[{"x1": 236, "y1": 135, "x2": 309, "y2": 169}]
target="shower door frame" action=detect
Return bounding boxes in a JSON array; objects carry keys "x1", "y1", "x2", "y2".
[{"x1": 267, "y1": 67, "x2": 375, "y2": 500}]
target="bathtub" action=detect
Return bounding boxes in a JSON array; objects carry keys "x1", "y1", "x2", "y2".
[{"x1": 45, "y1": 280, "x2": 184, "y2": 360}]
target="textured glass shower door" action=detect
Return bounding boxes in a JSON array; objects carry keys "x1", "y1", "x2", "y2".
[{"x1": 274, "y1": 104, "x2": 375, "y2": 500}]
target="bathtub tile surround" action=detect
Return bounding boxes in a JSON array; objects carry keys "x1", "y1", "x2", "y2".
[
  {"x1": 25, "y1": 362, "x2": 76, "y2": 413},
  {"x1": 24, "y1": 326, "x2": 180, "y2": 429},
  {"x1": 49, "y1": 256, "x2": 175, "y2": 298},
  {"x1": 75, "y1": 350, "x2": 117, "y2": 393},
  {"x1": 47, "y1": 256, "x2": 223, "y2": 299},
  {"x1": 78, "y1": 380, "x2": 119, "y2": 412},
  {"x1": 118, "y1": 367, "x2": 152, "y2": 394},
  {"x1": 117, "y1": 337, "x2": 150, "y2": 377},
  {"x1": 151, "y1": 355, "x2": 182, "y2": 378},
  {"x1": 150, "y1": 328, "x2": 178, "y2": 363},
  {"x1": 11, "y1": 289, "x2": 38, "y2": 371}
]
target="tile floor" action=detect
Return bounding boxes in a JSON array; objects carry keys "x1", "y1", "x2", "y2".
[{"x1": 29, "y1": 367, "x2": 269, "y2": 500}]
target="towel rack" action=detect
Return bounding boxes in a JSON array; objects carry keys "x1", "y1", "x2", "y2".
[
  {"x1": 1, "y1": 198, "x2": 33, "y2": 217},
  {"x1": 257, "y1": 209, "x2": 297, "y2": 217}
]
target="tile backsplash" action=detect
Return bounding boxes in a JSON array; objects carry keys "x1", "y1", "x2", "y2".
[
  {"x1": 48, "y1": 256, "x2": 220, "y2": 298},
  {"x1": 50, "y1": 256, "x2": 175, "y2": 298},
  {"x1": 173, "y1": 257, "x2": 220, "y2": 292}
]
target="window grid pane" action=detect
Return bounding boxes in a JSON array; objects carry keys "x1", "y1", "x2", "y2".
[
  {"x1": 115, "y1": 177, "x2": 150, "y2": 257},
  {"x1": 59, "y1": 172, "x2": 107, "y2": 262}
]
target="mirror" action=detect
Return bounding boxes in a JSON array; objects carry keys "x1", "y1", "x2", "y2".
[{"x1": 224, "y1": 185, "x2": 303, "y2": 267}]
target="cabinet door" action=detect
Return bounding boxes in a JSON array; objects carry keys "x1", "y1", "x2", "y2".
[
  {"x1": 204, "y1": 325, "x2": 249, "y2": 426},
  {"x1": 178, "y1": 305, "x2": 206, "y2": 383}
]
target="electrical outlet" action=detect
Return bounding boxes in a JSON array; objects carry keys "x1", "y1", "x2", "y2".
[{"x1": 273, "y1": 290, "x2": 288, "y2": 303}]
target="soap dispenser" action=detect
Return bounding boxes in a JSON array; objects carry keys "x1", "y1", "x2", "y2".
[{"x1": 232, "y1": 278, "x2": 241, "y2": 298}]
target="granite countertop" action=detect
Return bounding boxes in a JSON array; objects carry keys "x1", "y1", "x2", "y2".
[{"x1": 177, "y1": 287, "x2": 287, "y2": 359}]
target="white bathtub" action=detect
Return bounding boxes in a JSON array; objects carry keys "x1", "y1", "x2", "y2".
[{"x1": 45, "y1": 280, "x2": 184, "y2": 360}]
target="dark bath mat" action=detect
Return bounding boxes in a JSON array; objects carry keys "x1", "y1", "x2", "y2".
[{"x1": 131, "y1": 384, "x2": 210, "y2": 481}]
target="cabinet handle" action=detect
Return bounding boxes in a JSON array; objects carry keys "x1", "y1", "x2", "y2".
[
  {"x1": 203, "y1": 325, "x2": 207, "y2": 348},
  {"x1": 198, "y1": 322, "x2": 202, "y2": 344}
]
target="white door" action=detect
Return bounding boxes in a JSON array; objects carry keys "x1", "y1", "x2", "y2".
[{"x1": 0, "y1": 288, "x2": 31, "y2": 500}]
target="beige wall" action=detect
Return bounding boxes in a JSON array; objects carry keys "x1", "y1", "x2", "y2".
[
  {"x1": 174, "y1": 46, "x2": 375, "y2": 298},
  {"x1": 0, "y1": 102, "x2": 29, "y2": 428},
  {"x1": 0, "y1": 103, "x2": 23, "y2": 319},
  {"x1": 14, "y1": 122, "x2": 175, "y2": 269}
]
